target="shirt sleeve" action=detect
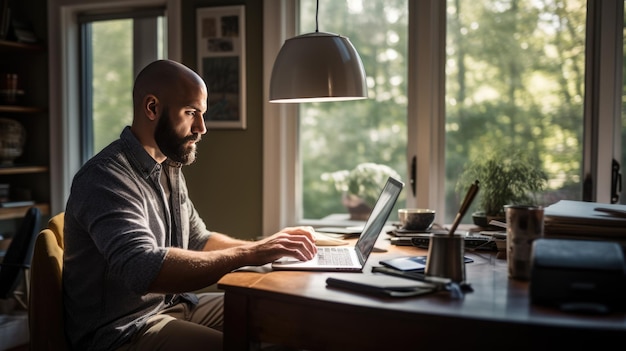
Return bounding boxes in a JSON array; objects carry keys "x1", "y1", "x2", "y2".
[
  {"x1": 67, "y1": 160, "x2": 168, "y2": 295},
  {"x1": 186, "y1": 199, "x2": 212, "y2": 251}
]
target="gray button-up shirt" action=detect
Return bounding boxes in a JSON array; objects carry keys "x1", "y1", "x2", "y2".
[{"x1": 63, "y1": 127, "x2": 212, "y2": 350}]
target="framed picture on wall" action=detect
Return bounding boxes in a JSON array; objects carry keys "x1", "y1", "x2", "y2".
[{"x1": 196, "y1": 5, "x2": 246, "y2": 130}]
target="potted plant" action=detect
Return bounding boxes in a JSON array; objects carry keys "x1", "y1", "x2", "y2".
[
  {"x1": 323, "y1": 162, "x2": 401, "y2": 220},
  {"x1": 456, "y1": 148, "x2": 547, "y2": 227}
]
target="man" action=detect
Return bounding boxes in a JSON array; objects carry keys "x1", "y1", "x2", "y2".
[{"x1": 63, "y1": 59, "x2": 317, "y2": 351}]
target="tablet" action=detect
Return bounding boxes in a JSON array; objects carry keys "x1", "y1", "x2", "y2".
[{"x1": 380, "y1": 255, "x2": 474, "y2": 271}]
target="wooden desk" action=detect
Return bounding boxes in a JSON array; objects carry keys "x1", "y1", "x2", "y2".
[{"x1": 217, "y1": 237, "x2": 626, "y2": 350}]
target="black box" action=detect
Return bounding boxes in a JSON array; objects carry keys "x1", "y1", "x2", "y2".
[{"x1": 530, "y1": 238, "x2": 626, "y2": 313}]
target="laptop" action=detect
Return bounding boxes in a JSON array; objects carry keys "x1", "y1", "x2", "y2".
[{"x1": 272, "y1": 176, "x2": 404, "y2": 272}]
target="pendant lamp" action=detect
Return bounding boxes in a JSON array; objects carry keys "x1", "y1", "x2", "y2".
[{"x1": 269, "y1": 1, "x2": 368, "y2": 103}]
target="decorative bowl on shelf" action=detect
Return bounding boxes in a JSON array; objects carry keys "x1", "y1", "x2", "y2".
[{"x1": 0, "y1": 117, "x2": 26, "y2": 166}]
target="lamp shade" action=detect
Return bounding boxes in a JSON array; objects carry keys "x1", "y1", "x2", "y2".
[{"x1": 269, "y1": 32, "x2": 368, "y2": 103}]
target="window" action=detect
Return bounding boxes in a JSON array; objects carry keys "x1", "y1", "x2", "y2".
[
  {"x1": 78, "y1": 8, "x2": 166, "y2": 163},
  {"x1": 263, "y1": 0, "x2": 623, "y2": 233},
  {"x1": 50, "y1": 0, "x2": 180, "y2": 214},
  {"x1": 444, "y1": 0, "x2": 587, "y2": 217},
  {"x1": 297, "y1": 0, "x2": 408, "y2": 222}
]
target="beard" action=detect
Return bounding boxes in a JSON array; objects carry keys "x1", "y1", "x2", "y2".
[{"x1": 154, "y1": 108, "x2": 200, "y2": 165}]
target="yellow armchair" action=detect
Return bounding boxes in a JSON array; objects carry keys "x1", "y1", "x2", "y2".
[{"x1": 28, "y1": 212, "x2": 68, "y2": 350}]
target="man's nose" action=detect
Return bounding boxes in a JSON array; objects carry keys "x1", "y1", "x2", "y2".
[{"x1": 194, "y1": 115, "x2": 207, "y2": 135}]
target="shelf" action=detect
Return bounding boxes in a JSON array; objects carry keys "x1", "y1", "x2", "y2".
[
  {"x1": 0, "y1": 39, "x2": 44, "y2": 52},
  {"x1": 0, "y1": 2, "x2": 50, "y2": 225},
  {"x1": 0, "y1": 105, "x2": 44, "y2": 113},
  {"x1": 0, "y1": 165, "x2": 48, "y2": 175},
  {"x1": 0, "y1": 203, "x2": 49, "y2": 220}
]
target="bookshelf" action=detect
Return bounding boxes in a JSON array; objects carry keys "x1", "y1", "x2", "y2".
[{"x1": 0, "y1": 10, "x2": 50, "y2": 221}]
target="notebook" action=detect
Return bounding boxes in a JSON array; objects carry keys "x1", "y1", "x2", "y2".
[
  {"x1": 272, "y1": 176, "x2": 404, "y2": 272},
  {"x1": 325, "y1": 273, "x2": 438, "y2": 297}
]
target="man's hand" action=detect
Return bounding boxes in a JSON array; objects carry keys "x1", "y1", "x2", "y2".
[
  {"x1": 151, "y1": 226, "x2": 318, "y2": 292},
  {"x1": 252, "y1": 226, "x2": 318, "y2": 263}
]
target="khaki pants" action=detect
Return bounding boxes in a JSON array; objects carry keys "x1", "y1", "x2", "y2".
[{"x1": 117, "y1": 292, "x2": 224, "y2": 351}]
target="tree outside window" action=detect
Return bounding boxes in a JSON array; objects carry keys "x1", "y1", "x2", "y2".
[{"x1": 298, "y1": 0, "x2": 584, "y2": 223}]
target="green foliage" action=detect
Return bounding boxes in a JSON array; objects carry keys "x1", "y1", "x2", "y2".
[
  {"x1": 91, "y1": 19, "x2": 134, "y2": 154},
  {"x1": 456, "y1": 149, "x2": 548, "y2": 217},
  {"x1": 443, "y1": 0, "x2": 585, "y2": 221},
  {"x1": 299, "y1": 0, "x2": 586, "y2": 222},
  {"x1": 299, "y1": 0, "x2": 408, "y2": 219},
  {"x1": 322, "y1": 163, "x2": 401, "y2": 208}
]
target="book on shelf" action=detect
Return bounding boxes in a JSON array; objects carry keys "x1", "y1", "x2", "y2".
[
  {"x1": 0, "y1": 200, "x2": 35, "y2": 208},
  {"x1": 0, "y1": 0, "x2": 10, "y2": 40},
  {"x1": 9, "y1": 16, "x2": 37, "y2": 43},
  {"x1": 544, "y1": 200, "x2": 626, "y2": 244}
]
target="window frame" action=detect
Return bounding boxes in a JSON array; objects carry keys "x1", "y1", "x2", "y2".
[
  {"x1": 48, "y1": 0, "x2": 181, "y2": 215},
  {"x1": 583, "y1": 0, "x2": 624, "y2": 202},
  {"x1": 77, "y1": 8, "x2": 165, "y2": 163},
  {"x1": 262, "y1": 0, "x2": 624, "y2": 235}
]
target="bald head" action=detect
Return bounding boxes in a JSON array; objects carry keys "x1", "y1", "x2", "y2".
[
  {"x1": 133, "y1": 60, "x2": 207, "y2": 112},
  {"x1": 130, "y1": 60, "x2": 209, "y2": 163}
]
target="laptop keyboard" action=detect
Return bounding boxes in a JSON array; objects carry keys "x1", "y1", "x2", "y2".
[{"x1": 317, "y1": 247, "x2": 354, "y2": 266}]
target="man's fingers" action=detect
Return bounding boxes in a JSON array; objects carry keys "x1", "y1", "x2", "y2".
[{"x1": 275, "y1": 230, "x2": 317, "y2": 260}]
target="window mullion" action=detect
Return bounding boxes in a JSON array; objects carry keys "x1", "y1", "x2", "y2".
[
  {"x1": 262, "y1": 0, "x2": 298, "y2": 235},
  {"x1": 408, "y1": 0, "x2": 446, "y2": 223},
  {"x1": 79, "y1": 22, "x2": 94, "y2": 164},
  {"x1": 583, "y1": 0, "x2": 624, "y2": 202},
  {"x1": 133, "y1": 17, "x2": 160, "y2": 78}
]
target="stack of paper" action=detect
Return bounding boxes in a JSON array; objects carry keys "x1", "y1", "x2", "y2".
[{"x1": 544, "y1": 200, "x2": 626, "y2": 245}]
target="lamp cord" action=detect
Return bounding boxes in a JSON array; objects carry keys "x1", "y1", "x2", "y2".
[{"x1": 315, "y1": 0, "x2": 319, "y2": 32}]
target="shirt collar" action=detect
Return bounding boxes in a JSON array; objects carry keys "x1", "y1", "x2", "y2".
[
  {"x1": 120, "y1": 126, "x2": 162, "y2": 178},
  {"x1": 120, "y1": 126, "x2": 184, "y2": 175}
]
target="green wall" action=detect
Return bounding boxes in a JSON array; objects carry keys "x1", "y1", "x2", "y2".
[{"x1": 181, "y1": 0, "x2": 264, "y2": 240}]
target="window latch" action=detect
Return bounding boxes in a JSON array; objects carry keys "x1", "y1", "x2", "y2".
[
  {"x1": 611, "y1": 159, "x2": 621, "y2": 204},
  {"x1": 411, "y1": 156, "x2": 416, "y2": 196}
]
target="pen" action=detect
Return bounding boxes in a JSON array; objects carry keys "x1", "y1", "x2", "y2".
[
  {"x1": 371, "y1": 266, "x2": 448, "y2": 286},
  {"x1": 448, "y1": 180, "x2": 480, "y2": 236}
]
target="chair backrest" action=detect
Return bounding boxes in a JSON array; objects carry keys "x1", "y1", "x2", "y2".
[
  {"x1": 0, "y1": 206, "x2": 41, "y2": 299},
  {"x1": 28, "y1": 212, "x2": 68, "y2": 351},
  {"x1": 46, "y1": 211, "x2": 64, "y2": 250}
]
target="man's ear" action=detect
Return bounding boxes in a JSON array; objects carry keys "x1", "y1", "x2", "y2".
[{"x1": 144, "y1": 95, "x2": 158, "y2": 120}]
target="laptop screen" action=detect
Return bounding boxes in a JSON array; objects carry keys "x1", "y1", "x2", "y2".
[{"x1": 355, "y1": 176, "x2": 404, "y2": 264}]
